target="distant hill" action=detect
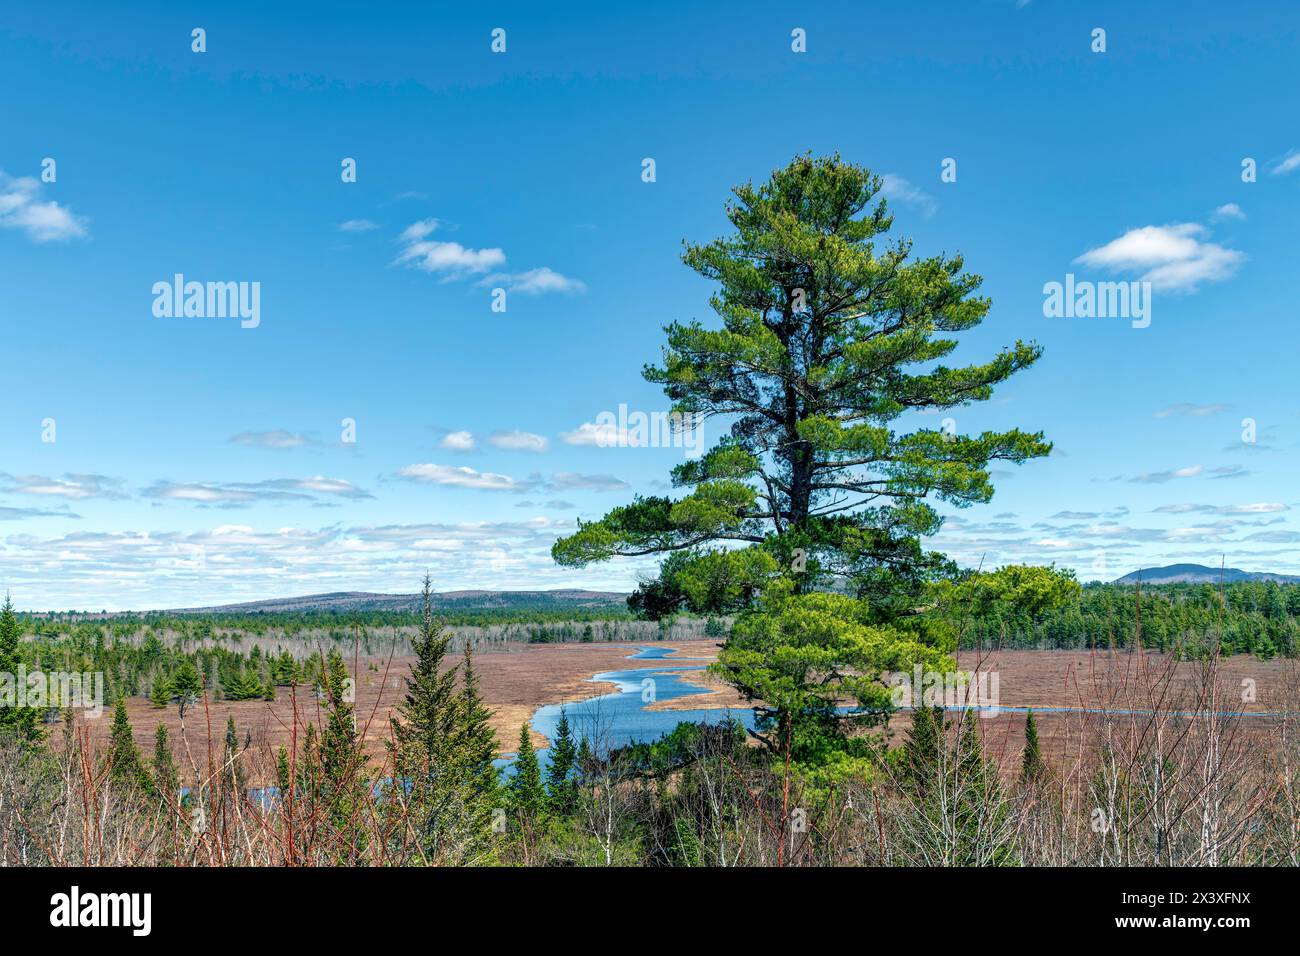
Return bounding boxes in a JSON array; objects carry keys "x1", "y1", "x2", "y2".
[
  {"x1": 1113, "y1": 564, "x2": 1300, "y2": 585},
  {"x1": 168, "y1": 589, "x2": 628, "y2": 615}
]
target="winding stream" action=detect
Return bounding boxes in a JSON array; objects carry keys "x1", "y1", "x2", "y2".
[{"x1": 522, "y1": 645, "x2": 754, "y2": 766}]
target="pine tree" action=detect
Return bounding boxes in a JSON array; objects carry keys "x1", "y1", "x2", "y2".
[
  {"x1": 550, "y1": 155, "x2": 1050, "y2": 765},
  {"x1": 1021, "y1": 708, "x2": 1045, "y2": 784},
  {"x1": 902, "y1": 705, "x2": 943, "y2": 797},
  {"x1": 224, "y1": 715, "x2": 248, "y2": 792},
  {"x1": 275, "y1": 745, "x2": 291, "y2": 794},
  {"x1": 389, "y1": 576, "x2": 466, "y2": 858},
  {"x1": 953, "y1": 716, "x2": 1014, "y2": 865},
  {"x1": 0, "y1": 595, "x2": 42, "y2": 743},
  {"x1": 149, "y1": 675, "x2": 172, "y2": 709},
  {"x1": 545, "y1": 705, "x2": 577, "y2": 812},
  {"x1": 457, "y1": 641, "x2": 501, "y2": 832},
  {"x1": 318, "y1": 649, "x2": 365, "y2": 854},
  {"x1": 171, "y1": 660, "x2": 201, "y2": 705},
  {"x1": 107, "y1": 696, "x2": 150, "y2": 792},
  {"x1": 575, "y1": 736, "x2": 594, "y2": 785},
  {"x1": 508, "y1": 723, "x2": 546, "y2": 821},
  {"x1": 153, "y1": 724, "x2": 180, "y2": 805}
]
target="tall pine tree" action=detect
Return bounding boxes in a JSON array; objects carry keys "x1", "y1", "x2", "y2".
[
  {"x1": 545, "y1": 705, "x2": 577, "y2": 812},
  {"x1": 1020, "y1": 708, "x2": 1045, "y2": 784},
  {"x1": 508, "y1": 722, "x2": 546, "y2": 822},
  {"x1": 107, "y1": 696, "x2": 151, "y2": 792},
  {"x1": 0, "y1": 595, "x2": 41, "y2": 743}
]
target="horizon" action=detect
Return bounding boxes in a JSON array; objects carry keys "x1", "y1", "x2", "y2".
[
  {"x1": 12, "y1": 561, "x2": 1291, "y2": 615},
  {"x1": 4, "y1": 1, "x2": 1300, "y2": 610}
]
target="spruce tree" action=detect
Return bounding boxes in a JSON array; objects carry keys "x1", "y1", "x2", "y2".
[
  {"x1": 1021, "y1": 708, "x2": 1045, "y2": 784},
  {"x1": 171, "y1": 660, "x2": 201, "y2": 706},
  {"x1": 318, "y1": 649, "x2": 365, "y2": 844},
  {"x1": 508, "y1": 722, "x2": 546, "y2": 822},
  {"x1": 388, "y1": 576, "x2": 464, "y2": 857},
  {"x1": 275, "y1": 745, "x2": 292, "y2": 794},
  {"x1": 0, "y1": 595, "x2": 41, "y2": 743},
  {"x1": 457, "y1": 641, "x2": 501, "y2": 832},
  {"x1": 902, "y1": 705, "x2": 943, "y2": 797},
  {"x1": 153, "y1": 724, "x2": 180, "y2": 805},
  {"x1": 149, "y1": 675, "x2": 172, "y2": 709},
  {"x1": 224, "y1": 715, "x2": 248, "y2": 792},
  {"x1": 545, "y1": 705, "x2": 577, "y2": 812},
  {"x1": 107, "y1": 696, "x2": 150, "y2": 792}
]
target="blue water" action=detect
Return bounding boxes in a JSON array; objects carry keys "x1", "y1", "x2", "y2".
[{"x1": 506, "y1": 645, "x2": 754, "y2": 768}]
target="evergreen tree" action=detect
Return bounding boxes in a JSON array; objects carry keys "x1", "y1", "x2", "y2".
[
  {"x1": 153, "y1": 724, "x2": 180, "y2": 805},
  {"x1": 318, "y1": 649, "x2": 365, "y2": 848},
  {"x1": 902, "y1": 705, "x2": 943, "y2": 798},
  {"x1": 171, "y1": 660, "x2": 201, "y2": 705},
  {"x1": 275, "y1": 745, "x2": 292, "y2": 794},
  {"x1": 149, "y1": 675, "x2": 172, "y2": 709},
  {"x1": 0, "y1": 595, "x2": 42, "y2": 743},
  {"x1": 457, "y1": 640, "x2": 501, "y2": 833},
  {"x1": 107, "y1": 696, "x2": 150, "y2": 792},
  {"x1": 545, "y1": 705, "x2": 577, "y2": 812},
  {"x1": 550, "y1": 155, "x2": 1052, "y2": 770},
  {"x1": 1021, "y1": 708, "x2": 1045, "y2": 784},
  {"x1": 508, "y1": 723, "x2": 546, "y2": 822},
  {"x1": 224, "y1": 715, "x2": 248, "y2": 792},
  {"x1": 388, "y1": 576, "x2": 467, "y2": 859}
]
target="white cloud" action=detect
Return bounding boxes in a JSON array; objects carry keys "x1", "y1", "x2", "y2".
[
  {"x1": 0, "y1": 515, "x2": 635, "y2": 611},
  {"x1": 1211, "y1": 203, "x2": 1245, "y2": 222},
  {"x1": 144, "y1": 477, "x2": 371, "y2": 504},
  {"x1": 549, "y1": 472, "x2": 629, "y2": 491},
  {"x1": 1270, "y1": 150, "x2": 1300, "y2": 176},
  {"x1": 480, "y1": 267, "x2": 586, "y2": 295},
  {"x1": 1153, "y1": 403, "x2": 1230, "y2": 419},
  {"x1": 397, "y1": 463, "x2": 524, "y2": 492},
  {"x1": 1154, "y1": 502, "x2": 1288, "y2": 515},
  {"x1": 395, "y1": 219, "x2": 504, "y2": 277},
  {"x1": 395, "y1": 219, "x2": 582, "y2": 293},
  {"x1": 561, "y1": 421, "x2": 635, "y2": 447},
  {"x1": 1, "y1": 473, "x2": 125, "y2": 500},
  {"x1": 1075, "y1": 223, "x2": 1243, "y2": 293},
  {"x1": 338, "y1": 219, "x2": 380, "y2": 232},
  {"x1": 490, "y1": 430, "x2": 549, "y2": 453},
  {"x1": 1130, "y1": 464, "x2": 1204, "y2": 483},
  {"x1": 0, "y1": 171, "x2": 88, "y2": 242},
  {"x1": 440, "y1": 430, "x2": 476, "y2": 452},
  {"x1": 880, "y1": 173, "x2": 937, "y2": 217},
  {"x1": 229, "y1": 429, "x2": 314, "y2": 449}
]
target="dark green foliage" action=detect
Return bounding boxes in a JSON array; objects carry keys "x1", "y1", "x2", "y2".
[
  {"x1": 0, "y1": 596, "x2": 42, "y2": 743},
  {"x1": 508, "y1": 723, "x2": 545, "y2": 821},
  {"x1": 554, "y1": 154, "x2": 1049, "y2": 617},
  {"x1": 149, "y1": 676, "x2": 171, "y2": 709},
  {"x1": 107, "y1": 697, "x2": 150, "y2": 792},
  {"x1": 389, "y1": 577, "x2": 499, "y2": 862},
  {"x1": 545, "y1": 705, "x2": 577, "y2": 811},
  {"x1": 153, "y1": 724, "x2": 179, "y2": 803},
  {"x1": 1021, "y1": 708, "x2": 1044, "y2": 784}
]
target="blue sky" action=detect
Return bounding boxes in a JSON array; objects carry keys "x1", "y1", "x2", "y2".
[{"x1": 2, "y1": 0, "x2": 1298, "y2": 610}]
